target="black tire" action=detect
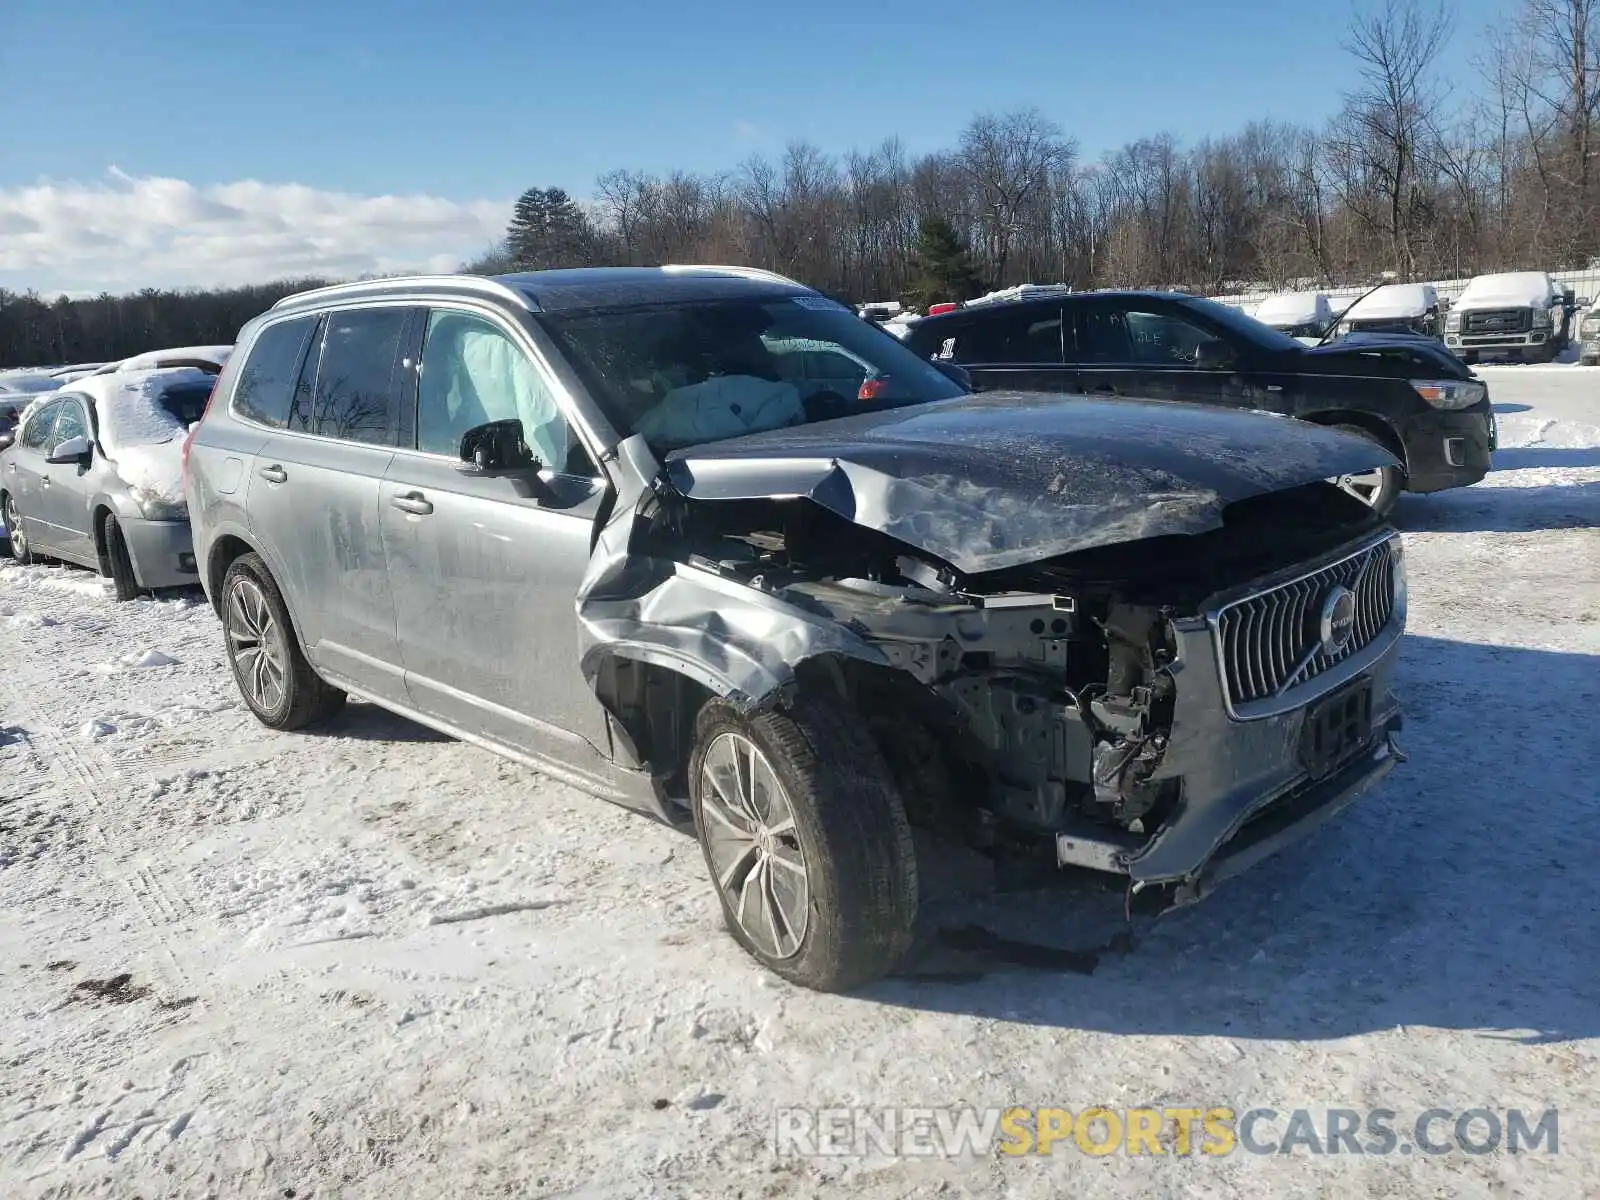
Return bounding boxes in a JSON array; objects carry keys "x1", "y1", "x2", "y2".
[
  {"x1": 101, "y1": 512, "x2": 140, "y2": 601},
  {"x1": 1333, "y1": 424, "x2": 1404, "y2": 518},
  {"x1": 2, "y1": 493, "x2": 31, "y2": 564},
  {"x1": 1462, "y1": 351, "x2": 1479, "y2": 365},
  {"x1": 688, "y1": 692, "x2": 918, "y2": 991},
  {"x1": 220, "y1": 551, "x2": 346, "y2": 730},
  {"x1": 1583, "y1": 355, "x2": 1600, "y2": 368}
]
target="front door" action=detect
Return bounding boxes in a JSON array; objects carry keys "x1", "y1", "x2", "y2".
[
  {"x1": 381, "y1": 306, "x2": 612, "y2": 765},
  {"x1": 34, "y1": 395, "x2": 97, "y2": 564},
  {"x1": 1073, "y1": 298, "x2": 1254, "y2": 409}
]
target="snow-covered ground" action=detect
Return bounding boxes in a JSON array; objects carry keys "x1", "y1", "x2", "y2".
[{"x1": 2, "y1": 372, "x2": 1597, "y2": 1198}]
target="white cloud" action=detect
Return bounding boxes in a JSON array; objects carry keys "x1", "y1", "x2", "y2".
[{"x1": 0, "y1": 169, "x2": 511, "y2": 296}]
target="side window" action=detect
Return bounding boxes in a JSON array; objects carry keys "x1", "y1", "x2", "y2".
[
  {"x1": 952, "y1": 308, "x2": 1063, "y2": 364},
  {"x1": 310, "y1": 308, "x2": 409, "y2": 445},
  {"x1": 416, "y1": 310, "x2": 594, "y2": 475},
  {"x1": 50, "y1": 400, "x2": 89, "y2": 449},
  {"x1": 1079, "y1": 305, "x2": 1218, "y2": 366},
  {"x1": 20, "y1": 401, "x2": 60, "y2": 449},
  {"x1": 234, "y1": 316, "x2": 316, "y2": 428}
]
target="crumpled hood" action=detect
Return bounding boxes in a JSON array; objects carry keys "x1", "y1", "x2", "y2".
[{"x1": 664, "y1": 392, "x2": 1395, "y2": 574}]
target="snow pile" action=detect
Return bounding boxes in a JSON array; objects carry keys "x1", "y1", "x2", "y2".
[{"x1": 95, "y1": 647, "x2": 181, "y2": 674}]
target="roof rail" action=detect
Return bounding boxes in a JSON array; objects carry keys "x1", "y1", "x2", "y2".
[
  {"x1": 660, "y1": 263, "x2": 806, "y2": 288},
  {"x1": 269, "y1": 274, "x2": 537, "y2": 313}
]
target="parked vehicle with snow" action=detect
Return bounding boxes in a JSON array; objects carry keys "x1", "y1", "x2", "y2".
[
  {"x1": 1443, "y1": 271, "x2": 1583, "y2": 363},
  {"x1": 1332, "y1": 283, "x2": 1443, "y2": 341},
  {"x1": 0, "y1": 363, "x2": 217, "y2": 598},
  {"x1": 1251, "y1": 291, "x2": 1335, "y2": 344},
  {"x1": 903, "y1": 288, "x2": 1493, "y2": 515},
  {"x1": 184, "y1": 266, "x2": 1409, "y2": 992},
  {"x1": 1578, "y1": 307, "x2": 1600, "y2": 365}
]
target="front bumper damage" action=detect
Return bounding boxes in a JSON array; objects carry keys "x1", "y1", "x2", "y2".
[{"x1": 1054, "y1": 603, "x2": 1405, "y2": 906}]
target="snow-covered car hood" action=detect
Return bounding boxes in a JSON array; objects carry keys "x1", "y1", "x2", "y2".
[
  {"x1": 663, "y1": 392, "x2": 1395, "y2": 574},
  {"x1": 1254, "y1": 292, "x2": 1331, "y2": 325},
  {"x1": 1454, "y1": 273, "x2": 1554, "y2": 309},
  {"x1": 1344, "y1": 284, "x2": 1437, "y2": 320}
]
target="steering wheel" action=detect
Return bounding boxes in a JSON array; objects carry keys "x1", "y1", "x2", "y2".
[{"x1": 802, "y1": 390, "x2": 852, "y2": 421}]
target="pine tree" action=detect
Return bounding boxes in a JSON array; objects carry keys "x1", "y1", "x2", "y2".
[
  {"x1": 904, "y1": 216, "x2": 985, "y2": 308},
  {"x1": 505, "y1": 187, "x2": 596, "y2": 271}
]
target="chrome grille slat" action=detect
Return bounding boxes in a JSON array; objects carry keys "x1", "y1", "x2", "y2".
[{"x1": 1212, "y1": 537, "x2": 1399, "y2": 717}]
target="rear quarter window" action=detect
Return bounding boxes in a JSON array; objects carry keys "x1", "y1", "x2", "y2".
[{"x1": 234, "y1": 317, "x2": 317, "y2": 429}]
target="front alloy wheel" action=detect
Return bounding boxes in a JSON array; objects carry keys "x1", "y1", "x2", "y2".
[
  {"x1": 1332, "y1": 425, "x2": 1403, "y2": 516},
  {"x1": 698, "y1": 731, "x2": 811, "y2": 960},
  {"x1": 688, "y1": 694, "x2": 918, "y2": 992},
  {"x1": 3, "y1": 494, "x2": 29, "y2": 563}
]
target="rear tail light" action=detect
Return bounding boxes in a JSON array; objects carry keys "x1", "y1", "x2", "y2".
[
  {"x1": 927, "y1": 302, "x2": 959, "y2": 316},
  {"x1": 180, "y1": 384, "x2": 218, "y2": 476}
]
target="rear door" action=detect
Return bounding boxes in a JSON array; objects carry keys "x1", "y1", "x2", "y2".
[
  {"x1": 380, "y1": 305, "x2": 612, "y2": 763},
  {"x1": 1073, "y1": 296, "x2": 1254, "y2": 409},
  {"x1": 924, "y1": 305, "x2": 1073, "y2": 393},
  {"x1": 244, "y1": 305, "x2": 420, "y2": 702}
]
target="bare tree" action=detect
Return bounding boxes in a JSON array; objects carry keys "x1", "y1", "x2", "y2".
[{"x1": 1327, "y1": 0, "x2": 1450, "y2": 278}]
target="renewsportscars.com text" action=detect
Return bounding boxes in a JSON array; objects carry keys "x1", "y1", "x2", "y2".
[{"x1": 772, "y1": 1105, "x2": 1560, "y2": 1158}]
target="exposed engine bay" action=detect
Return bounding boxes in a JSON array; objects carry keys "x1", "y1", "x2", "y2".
[{"x1": 639, "y1": 476, "x2": 1387, "y2": 854}]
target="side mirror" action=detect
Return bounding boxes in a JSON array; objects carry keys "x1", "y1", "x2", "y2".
[
  {"x1": 932, "y1": 359, "x2": 972, "y2": 391},
  {"x1": 457, "y1": 418, "x2": 539, "y2": 476},
  {"x1": 46, "y1": 435, "x2": 92, "y2": 465},
  {"x1": 1194, "y1": 339, "x2": 1238, "y2": 371}
]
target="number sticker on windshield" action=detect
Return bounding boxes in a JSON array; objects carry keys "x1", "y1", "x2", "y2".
[{"x1": 792, "y1": 296, "x2": 848, "y2": 312}]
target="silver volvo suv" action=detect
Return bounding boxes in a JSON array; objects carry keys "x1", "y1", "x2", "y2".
[{"x1": 183, "y1": 267, "x2": 1409, "y2": 990}]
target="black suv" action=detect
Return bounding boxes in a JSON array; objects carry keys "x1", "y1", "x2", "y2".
[{"x1": 903, "y1": 290, "x2": 1495, "y2": 515}]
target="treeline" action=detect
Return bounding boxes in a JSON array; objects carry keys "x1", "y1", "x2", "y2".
[
  {"x1": 0, "y1": 280, "x2": 330, "y2": 370},
  {"x1": 7, "y1": 0, "x2": 1599, "y2": 367}
]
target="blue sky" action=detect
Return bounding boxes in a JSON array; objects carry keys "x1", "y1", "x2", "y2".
[{"x1": 1, "y1": 0, "x2": 1510, "y2": 293}]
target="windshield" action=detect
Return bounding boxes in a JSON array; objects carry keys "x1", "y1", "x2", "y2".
[
  {"x1": 540, "y1": 297, "x2": 966, "y2": 452},
  {"x1": 1175, "y1": 295, "x2": 1306, "y2": 353},
  {"x1": 1269, "y1": 320, "x2": 1330, "y2": 339}
]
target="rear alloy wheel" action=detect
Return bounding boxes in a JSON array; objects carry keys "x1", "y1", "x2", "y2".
[
  {"x1": 1332, "y1": 425, "x2": 1404, "y2": 517},
  {"x1": 3, "y1": 494, "x2": 30, "y2": 564},
  {"x1": 689, "y1": 692, "x2": 918, "y2": 992},
  {"x1": 221, "y1": 552, "x2": 346, "y2": 730},
  {"x1": 101, "y1": 512, "x2": 141, "y2": 601}
]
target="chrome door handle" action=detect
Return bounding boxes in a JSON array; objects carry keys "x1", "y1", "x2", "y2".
[
  {"x1": 39, "y1": 477, "x2": 50, "y2": 488},
  {"x1": 258, "y1": 464, "x2": 287, "y2": 484},
  {"x1": 390, "y1": 492, "x2": 433, "y2": 516}
]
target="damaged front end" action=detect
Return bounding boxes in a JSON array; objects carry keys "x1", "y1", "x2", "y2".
[{"x1": 577, "y1": 405, "x2": 1407, "y2": 911}]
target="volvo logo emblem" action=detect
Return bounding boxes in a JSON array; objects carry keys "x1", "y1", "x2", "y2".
[{"x1": 1319, "y1": 585, "x2": 1357, "y2": 655}]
